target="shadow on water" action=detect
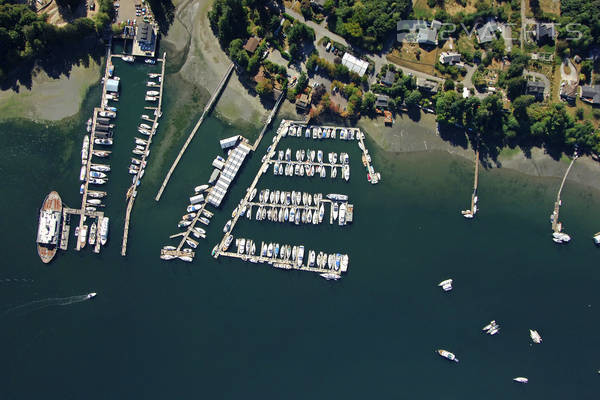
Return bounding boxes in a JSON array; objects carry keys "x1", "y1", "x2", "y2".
[{"x1": 0, "y1": 36, "x2": 105, "y2": 92}]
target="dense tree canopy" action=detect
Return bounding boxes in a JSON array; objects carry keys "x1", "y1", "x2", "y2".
[
  {"x1": 327, "y1": 0, "x2": 412, "y2": 51},
  {"x1": 208, "y1": 0, "x2": 248, "y2": 46},
  {"x1": 0, "y1": 0, "x2": 110, "y2": 86}
]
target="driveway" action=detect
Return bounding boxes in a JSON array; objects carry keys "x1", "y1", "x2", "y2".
[
  {"x1": 283, "y1": 5, "x2": 443, "y2": 84},
  {"x1": 560, "y1": 58, "x2": 578, "y2": 83}
]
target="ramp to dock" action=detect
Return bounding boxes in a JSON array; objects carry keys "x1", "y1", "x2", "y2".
[{"x1": 154, "y1": 63, "x2": 235, "y2": 202}]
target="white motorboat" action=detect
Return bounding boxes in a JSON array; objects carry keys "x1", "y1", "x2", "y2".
[
  {"x1": 90, "y1": 164, "x2": 110, "y2": 172},
  {"x1": 529, "y1": 329, "x2": 542, "y2": 343},
  {"x1": 147, "y1": 90, "x2": 160, "y2": 96},
  {"x1": 593, "y1": 232, "x2": 600, "y2": 245},
  {"x1": 86, "y1": 292, "x2": 97, "y2": 299},
  {"x1": 332, "y1": 202, "x2": 339, "y2": 221},
  {"x1": 223, "y1": 220, "x2": 232, "y2": 233},
  {"x1": 179, "y1": 256, "x2": 193, "y2": 262},
  {"x1": 437, "y1": 349, "x2": 458, "y2": 363},
  {"x1": 438, "y1": 278, "x2": 453, "y2": 291},
  {"x1": 195, "y1": 184, "x2": 209, "y2": 193},
  {"x1": 88, "y1": 222, "x2": 97, "y2": 245},
  {"x1": 100, "y1": 217, "x2": 109, "y2": 245},
  {"x1": 513, "y1": 377, "x2": 528, "y2": 383},
  {"x1": 79, "y1": 165, "x2": 87, "y2": 181},
  {"x1": 81, "y1": 135, "x2": 89, "y2": 165},
  {"x1": 122, "y1": 55, "x2": 134, "y2": 62},
  {"x1": 95, "y1": 138, "x2": 113, "y2": 145},
  {"x1": 320, "y1": 273, "x2": 341, "y2": 281}
]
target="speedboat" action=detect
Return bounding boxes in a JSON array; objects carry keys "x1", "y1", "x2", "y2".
[
  {"x1": 332, "y1": 202, "x2": 339, "y2": 221},
  {"x1": 437, "y1": 349, "x2": 459, "y2": 363},
  {"x1": 513, "y1": 377, "x2": 528, "y2": 383},
  {"x1": 529, "y1": 329, "x2": 542, "y2": 343},
  {"x1": 438, "y1": 279, "x2": 453, "y2": 291},
  {"x1": 145, "y1": 58, "x2": 156, "y2": 64},
  {"x1": 86, "y1": 292, "x2": 97, "y2": 299}
]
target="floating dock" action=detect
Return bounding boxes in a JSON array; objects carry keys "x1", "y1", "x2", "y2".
[
  {"x1": 550, "y1": 156, "x2": 577, "y2": 240},
  {"x1": 121, "y1": 52, "x2": 167, "y2": 256},
  {"x1": 155, "y1": 63, "x2": 235, "y2": 202},
  {"x1": 461, "y1": 149, "x2": 479, "y2": 219}
]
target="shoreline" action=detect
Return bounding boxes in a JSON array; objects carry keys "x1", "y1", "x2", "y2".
[
  {"x1": 0, "y1": 58, "x2": 101, "y2": 122},
  {"x1": 358, "y1": 113, "x2": 600, "y2": 193}
]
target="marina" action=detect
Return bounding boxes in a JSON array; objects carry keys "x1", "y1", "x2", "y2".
[
  {"x1": 280, "y1": 122, "x2": 381, "y2": 184},
  {"x1": 121, "y1": 53, "x2": 168, "y2": 256},
  {"x1": 210, "y1": 120, "x2": 375, "y2": 279}
]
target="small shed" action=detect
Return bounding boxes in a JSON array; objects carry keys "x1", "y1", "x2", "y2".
[
  {"x1": 106, "y1": 78, "x2": 120, "y2": 93},
  {"x1": 220, "y1": 135, "x2": 240, "y2": 150}
]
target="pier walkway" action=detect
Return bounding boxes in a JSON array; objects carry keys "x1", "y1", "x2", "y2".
[
  {"x1": 461, "y1": 148, "x2": 480, "y2": 219},
  {"x1": 551, "y1": 156, "x2": 577, "y2": 233},
  {"x1": 74, "y1": 43, "x2": 113, "y2": 253},
  {"x1": 219, "y1": 251, "x2": 334, "y2": 274},
  {"x1": 155, "y1": 63, "x2": 235, "y2": 202},
  {"x1": 214, "y1": 121, "x2": 289, "y2": 258},
  {"x1": 121, "y1": 53, "x2": 167, "y2": 256}
]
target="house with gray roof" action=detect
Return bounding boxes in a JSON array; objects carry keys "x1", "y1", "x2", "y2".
[
  {"x1": 526, "y1": 80, "x2": 546, "y2": 101},
  {"x1": 580, "y1": 85, "x2": 600, "y2": 105},
  {"x1": 534, "y1": 23, "x2": 556, "y2": 43},
  {"x1": 477, "y1": 20, "x2": 500, "y2": 44}
]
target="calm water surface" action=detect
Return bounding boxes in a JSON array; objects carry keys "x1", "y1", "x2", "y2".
[{"x1": 0, "y1": 58, "x2": 599, "y2": 399}]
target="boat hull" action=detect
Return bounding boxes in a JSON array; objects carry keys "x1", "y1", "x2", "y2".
[{"x1": 37, "y1": 191, "x2": 62, "y2": 264}]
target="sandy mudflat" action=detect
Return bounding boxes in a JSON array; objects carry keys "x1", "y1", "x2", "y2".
[
  {"x1": 163, "y1": 0, "x2": 267, "y2": 128},
  {"x1": 0, "y1": 59, "x2": 101, "y2": 122},
  {"x1": 359, "y1": 113, "x2": 600, "y2": 192}
]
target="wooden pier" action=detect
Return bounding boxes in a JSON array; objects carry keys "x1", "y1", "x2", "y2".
[
  {"x1": 213, "y1": 121, "x2": 289, "y2": 258},
  {"x1": 551, "y1": 156, "x2": 577, "y2": 233},
  {"x1": 155, "y1": 63, "x2": 235, "y2": 202},
  {"x1": 121, "y1": 53, "x2": 167, "y2": 256},
  {"x1": 252, "y1": 91, "x2": 286, "y2": 151},
  {"x1": 218, "y1": 251, "x2": 339, "y2": 276},
  {"x1": 283, "y1": 121, "x2": 380, "y2": 184}
]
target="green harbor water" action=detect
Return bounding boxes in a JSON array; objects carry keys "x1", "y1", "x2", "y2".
[{"x1": 1, "y1": 57, "x2": 599, "y2": 399}]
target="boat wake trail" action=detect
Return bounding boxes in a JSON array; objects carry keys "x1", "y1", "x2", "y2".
[{"x1": 2, "y1": 294, "x2": 92, "y2": 316}]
